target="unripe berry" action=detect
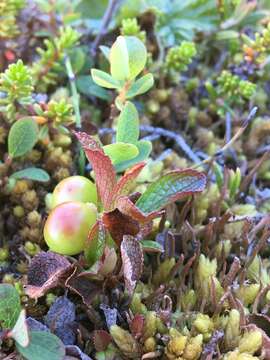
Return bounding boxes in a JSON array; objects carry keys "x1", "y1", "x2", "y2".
[
  {"x1": 44, "y1": 201, "x2": 97, "y2": 255},
  {"x1": 51, "y1": 176, "x2": 97, "y2": 208}
]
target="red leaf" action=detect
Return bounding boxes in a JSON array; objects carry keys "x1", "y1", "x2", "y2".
[
  {"x1": 121, "y1": 235, "x2": 144, "y2": 295},
  {"x1": 93, "y1": 330, "x2": 112, "y2": 352},
  {"x1": 74, "y1": 132, "x2": 116, "y2": 210},
  {"x1": 25, "y1": 252, "x2": 73, "y2": 299},
  {"x1": 102, "y1": 209, "x2": 140, "y2": 246},
  {"x1": 116, "y1": 195, "x2": 164, "y2": 223},
  {"x1": 136, "y1": 169, "x2": 206, "y2": 214},
  {"x1": 130, "y1": 314, "x2": 144, "y2": 339},
  {"x1": 111, "y1": 162, "x2": 146, "y2": 207}
]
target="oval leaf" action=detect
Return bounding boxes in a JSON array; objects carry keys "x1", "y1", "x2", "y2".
[
  {"x1": 16, "y1": 331, "x2": 65, "y2": 360},
  {"x1": 140, "y1": 240, "x2": 164, "y2": 253},
  {"x1": 126, "y1": 73, "x2": 154, "y2": 98},
  {"x1": 91, "y1": 69, "x2": 121, "y2": 89},
  {"x1": 103, "y1": 142, "x2": 139, "y2": 165},
  {"x1": 10, "y1": 168, "x2": 50, "y2": 182},
  {"x1": 8, "y1": 310, "x2": 29, "y2": 347},
  {"x1": 136, "y1": 169, "x2": 207, "y2": 214},
  {"x1": 0, "y1": 284, "x2": 21, "y2": 329},
  {"x1": 116, "y1": 101, "x2": 139, "y2": 144},
  {"x1": 125, "y1": 36, "x2": 147, "y2": 80},
  {"x1": 109, "y1": 36, "x2": 130, "y2": 81},
  {"x1": 8, "y1": 117, "x2": 38, "y2": 158},
  {"x1": 121, "y1": 235, "x2": 143, "y2": 295},
  {"x1": 115, "y1": 140, "x2": 152, "y2": 173}
]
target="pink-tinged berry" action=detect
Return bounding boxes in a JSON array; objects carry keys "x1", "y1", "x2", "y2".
[
  {"x1": 51, "y1": 175, "x2": 97, "y2": 208},
  {"x1": 44, "y1": 201, "x2": 97, "y2": 255}
]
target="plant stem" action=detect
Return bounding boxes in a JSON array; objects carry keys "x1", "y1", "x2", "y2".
[
  {"x1": 64, "y1": 55, "x2": 81, "y2": 128},
  {"x1": 91, "y1": 0, "x2": 119, "y2": 56}
]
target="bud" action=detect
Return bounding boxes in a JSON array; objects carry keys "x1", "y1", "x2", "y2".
[
  {"x1": 235, "y1": 284, "x2": 260, "y2": 306},
  {"x1": 143, "y1": 311, "x2": 157, "y2": 340},
  {"x1": 180, "y1": 289, "x2": 197, "y2": 311},
  {"x1": 183, "y1": 334, "x2": 203, "y2": 360},
  {"x1": 166, "y1": 331, "x2": 187, "y2": 358},
  {"x1": 110, "y1": 325, "x2": 140, "y2": 358},
  {"x1": 238, "y1": 330, "x2": 262, "y2": 355},
  {"x1": 225, "y1": 309, "x2": 240, "y2": 349},
  {"x1": 193, "y1": 314, "x2": 214, "y2": 341},
  {"x1": 153, "y1": 258, "x2": 176, "y2": 286},
  {"x1": 144, "y1": 337, "x2": 156, "y2": 352}
]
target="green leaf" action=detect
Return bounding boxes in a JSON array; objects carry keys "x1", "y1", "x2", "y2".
[
  {"x1": 125, "y1": 36, "x2": 147, "y2": 80},
  {"x1": 84, "y1": 221, "x2": 106, "y2": 266},
  {"x1": 109, "y1": 36, "x2": 130, "y2": 81},
  {"x1": 16, "y1": 331, "x2": 65, "y2": 360},
  {"x1": 140, "y1": 240, "x2": 164, "y2": 253},
  {"x1": 115, "y1": 140, "x2": 152, "y2": 173},
  {"x1": 8, "y1": 117, "x2": 38, "y2": 158},
  {"x1": 77, "y1": 75, "x2": 111, "y2": 100},
  {"x1": 116, "y1": 101, "x2": 139, "y2": 144},
  {"x1": 0, "y1": 284, "x2": 21, "y2": 329},
  {"x1": 136, "y1": 169, "x2": 206, "y2": 213},
  {"x1": 91, "y1": 69, "x2": 121, "y2": 89},
  {"x1": 8, "y1": 309, "x2": 29, "y2": 347},
  {"x1": 10, "y1": 168, "x2": 50, "y2": 182},
  {"x1": 103, "y1": 142, "x2": 139, "y2": 165},
  {"x1": 126, "y1": 73, "x2": 154, "y2": 98}
]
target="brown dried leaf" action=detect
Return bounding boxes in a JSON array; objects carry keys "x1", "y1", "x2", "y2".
[
  {"x1": 25, "y1": 252, "x2": 72, "y2": 299},
  {"x1": 65, "y1": 268, "x2": 102, "y2": 306},
  {"x1": 102, "y1": 209, "x2": 140, "y2": 246},
  {"x1": 74, "y1": 132, "x2": 117, "y2": 210},
  {"x1": 121, "y1": 236, "x2": 144, "y2": 295}
]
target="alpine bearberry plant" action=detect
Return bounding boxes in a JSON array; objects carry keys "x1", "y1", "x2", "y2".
[{"x1": 2, "y1": 1, "x2": 270, "y2": 360}]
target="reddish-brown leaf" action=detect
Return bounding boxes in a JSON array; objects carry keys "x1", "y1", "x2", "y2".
[
  {"x1": 111, "y1": 162, "x2": 146, "y2": 207},
  {"x1": 25, "y1": 252, "x2": 73, "y2": 299},
  {"x1": 65, "y1": 267, "x2": 102, "y2": 306},
  {"x1": 102, "y1": 209, "x2": 140, "y2": 246},
  {"x1": 121, "y1": 235, "x2": 144, "y2": 295},
  {"x1": 116, "y1": 195, "x2": 164, "y2": 223},
  {"x1": 130, "y1": 314, "x2": 145, "y2": 339},
  {"x1": 74, "y1": 132, "x2": 116, "y2": 210},
  {"x1": 93, "y1": 330, "x2": 112, "y2": 352}
]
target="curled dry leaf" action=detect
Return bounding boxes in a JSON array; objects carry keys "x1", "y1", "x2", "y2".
[
  {"x1": 65, "y1": 267, "x2": 102, "y2": 307},
  {"x1": 102, "y1": 208, "x2": 140, "y2": 246},
  {"x1": 121, "y1": 235, "x2": 144, "y2": 295},
  {"x1": 25, "y1": 252, "x2": 73, "y2": 299}
]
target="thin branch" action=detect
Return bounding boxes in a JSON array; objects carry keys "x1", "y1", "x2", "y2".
[{"x1": 91, "y1": 0, "x2": 119, "y2": 56}]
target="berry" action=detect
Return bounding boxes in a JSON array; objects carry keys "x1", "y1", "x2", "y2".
[
  {"x1": 51, "y1": 175, "x2": 97, "y2": 208},
  {"x1": 44, "y1": 201, "x2": 97, "y2": 255}
]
